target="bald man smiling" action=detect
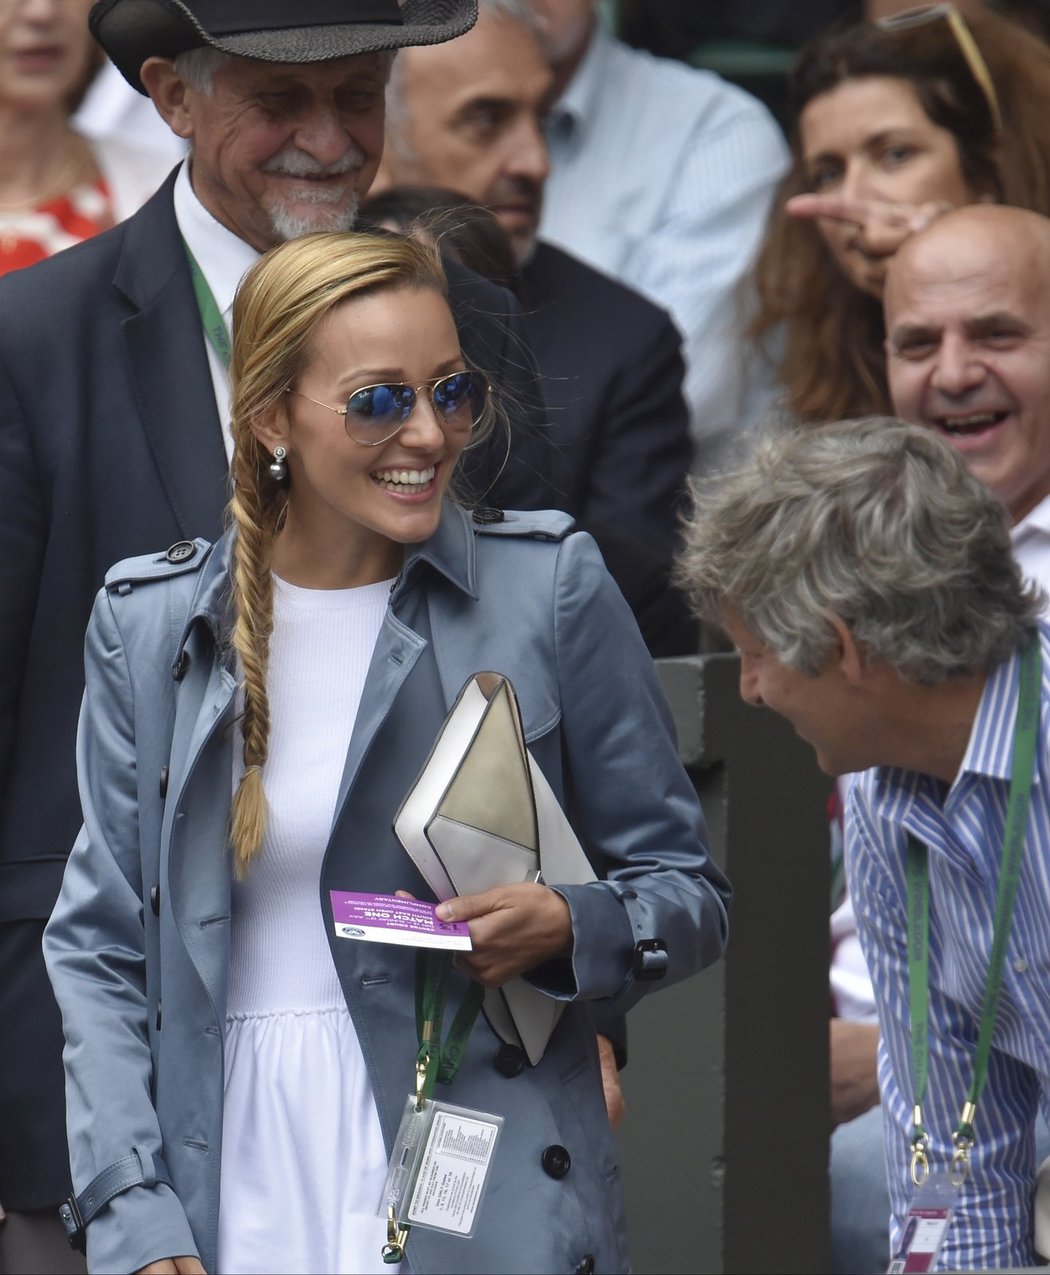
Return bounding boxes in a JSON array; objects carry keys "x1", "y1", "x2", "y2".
[{"x1": 885, "y1": 204, "x2": 1050, "y2": 587}]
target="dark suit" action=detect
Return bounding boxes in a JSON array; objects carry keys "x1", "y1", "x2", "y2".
[
  {"x1": 0, "y1": 169, "x2": 555, "y2": 1212},
  {"x1": 520, "y1": 240, "x2": 696, "y2": 655}
]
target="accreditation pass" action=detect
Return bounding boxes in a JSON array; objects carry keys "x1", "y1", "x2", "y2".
[{"x1": 406, "y1": 1106, "x2": 502, "y2": 1235}]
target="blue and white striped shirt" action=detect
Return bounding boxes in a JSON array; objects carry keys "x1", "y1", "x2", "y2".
[
  {"x1": 540, "y1": 28, "x2": 789, "y2": 468},
  {"x1": 847, "y1": 622, "x2": 1050, "y2": 1270}
]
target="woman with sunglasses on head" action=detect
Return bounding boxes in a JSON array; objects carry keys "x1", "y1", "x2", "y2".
[
  {"x1": 750, "y1": 3, "x2": 1050, "y2": 423},
  {"x1": 42, "y1": 231, "x2": 729, "y2": 1275}
]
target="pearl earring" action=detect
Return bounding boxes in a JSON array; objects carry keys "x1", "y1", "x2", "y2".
[{"x1": 268, "y1": 446, "x2": 287, "y2": 482}]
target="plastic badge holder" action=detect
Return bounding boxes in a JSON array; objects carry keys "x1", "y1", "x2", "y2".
[{"x1": 380, "y1": 1095, "x2": 504, "y2": 1240}]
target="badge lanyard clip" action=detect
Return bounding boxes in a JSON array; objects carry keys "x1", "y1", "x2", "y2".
[
  {"x1": 382, "y1": 1206, "x2": 410, "y2": 1265},
  {"x1": 949, "y1": 1101, "x2": 976, "y2": 1186},
  {"x1": 910, "y1": 1105, "x2": 930, "y2": 1187}
]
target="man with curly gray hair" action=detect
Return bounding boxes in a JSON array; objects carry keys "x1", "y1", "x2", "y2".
[{"x1": 679, "y1": 416, "x2": 1050, "y2": 1271}]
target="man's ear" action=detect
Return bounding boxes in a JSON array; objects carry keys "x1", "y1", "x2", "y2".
[
  {"x1": 828, "y1": 613, "x2": 865, "y2": 685},
  {"x1": 140, "y1": 57, "x2": 196, "y2": 140}
]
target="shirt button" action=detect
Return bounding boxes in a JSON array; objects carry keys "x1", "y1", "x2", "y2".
[
  {"x1": 541, "y1": 1144, "x2": 571, "y2": 1179},
  {"x1": 493, "y1": 1044, "x2": 525, "y2": 1077},
  {"x1": 1014, "y1": 957, "x2": 1028, "y2": 973}
]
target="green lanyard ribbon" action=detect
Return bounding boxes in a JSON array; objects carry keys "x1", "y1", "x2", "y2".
[
  {"x1": 907, "y1": 630, "x2": 1041, "y2": 1187},
  {"x1": 414, "y1": 950, "x2": 485, "y2": 1110},
  {"x1": 183, "y1": 239, "x2": 233, "y2": 370}
]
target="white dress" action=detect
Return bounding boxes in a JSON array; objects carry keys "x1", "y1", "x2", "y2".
[{"x1": 217, "y1": 575, "x2": 397, "y2": 1274}]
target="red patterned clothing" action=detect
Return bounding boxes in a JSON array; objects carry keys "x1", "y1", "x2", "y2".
[{"x1": 0, "y1": 179, "x2": 113, "y2": 275}]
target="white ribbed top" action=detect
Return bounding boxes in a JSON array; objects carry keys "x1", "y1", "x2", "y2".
[
  {"x1": 227, "y1": 573, "x2": 391, "y2": 1014},
  {"x1": 218, "y1": 574, "x2": 396, "y2": 1275}
]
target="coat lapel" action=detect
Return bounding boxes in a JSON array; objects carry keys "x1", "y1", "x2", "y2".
[
  {"x1": 328, "y1": 612, "x2": 426, "y2": 836},
  {"x1": 327, "y1": 508, "x2": 479, "y2": 833},
  {"x1": 114, "y1": 171, "x2": 229, "y2": 542}
]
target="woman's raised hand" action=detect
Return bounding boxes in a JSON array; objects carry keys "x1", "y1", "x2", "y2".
[{"x1": 786, "y1": 192, "x2": 953, "y2": 257}]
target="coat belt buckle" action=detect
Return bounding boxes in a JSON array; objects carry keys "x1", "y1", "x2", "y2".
[{"x1": 59, "y1": 1193, "x2": 87, "y2": 1253}]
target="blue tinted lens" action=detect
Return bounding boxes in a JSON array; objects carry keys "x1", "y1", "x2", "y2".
[
  {"x1": 346, "y1": 383, "x2": 415, "y2": 432},
  {"x1": 432, "y1": 372, "x2": 482, "y2": 425}
]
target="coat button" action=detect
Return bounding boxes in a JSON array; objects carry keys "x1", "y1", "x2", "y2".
[
  {"x1": 541, "y1": 1144, "x2": 571, "y2": 1179},
  {"x1": 150, "y1": 886, "x2": 160, "y2": 917},
  {"x1": 165, "y1": 540, "x2": 196, "y2": 564},
  {"x1": 493, "y1": 1044, "x2": 525, "y2": 1077},
  {"x1": 472, "y1": 506, "x2": 504, "y2": 525},
  {"x1": 172, "y1": 650, "x2": 189, "y2": 681},
  {"x1": 575, "y1": 1257, "x2": 596, "y2": 1275},
  {"x1": 159, "y1": 765, "x2": 169, "y2": 798}
]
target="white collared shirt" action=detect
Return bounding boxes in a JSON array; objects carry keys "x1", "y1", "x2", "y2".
[
  {"x1": 172, "y1": 161, "x2": 261, "y2": 461},
  {"x1": 541, "y1": 27, "x2": 789, "y2": 465},
  {"x1": 1011, "y1": 491, "x2": 1050, "y2": 598}
]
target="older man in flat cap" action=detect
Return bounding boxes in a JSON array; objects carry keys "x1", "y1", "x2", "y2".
[{"x1": 0, "y1": 4, "x2": 563, "y2": 1270}]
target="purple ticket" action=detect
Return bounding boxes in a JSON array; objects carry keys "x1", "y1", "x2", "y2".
[{"x1": 329, "y1": 891, "x2": 472, "y2": 950}]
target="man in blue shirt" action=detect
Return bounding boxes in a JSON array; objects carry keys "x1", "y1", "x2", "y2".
[
  {"x1": 528, "y1": 0, "x2": 789, "y2": 467},
  {"x1": 679, "y1": 416, "x2": 1050, "y2": 1270}
]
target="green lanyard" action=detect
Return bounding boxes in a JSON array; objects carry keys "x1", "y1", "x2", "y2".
[
  {"x1": 413, "y1": 950, "x2": 485, "y2": 1110},
  {"x1": 907, "y1": 631, "x2": 1041, "y2": 1187},
  {"x1": 182, "y1": 240, "x2": 233, "y2": 370}
]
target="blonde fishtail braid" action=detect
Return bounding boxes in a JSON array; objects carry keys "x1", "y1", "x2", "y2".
[{"x1": 228, "y1": 446, "x2": 282, "y2": 875}]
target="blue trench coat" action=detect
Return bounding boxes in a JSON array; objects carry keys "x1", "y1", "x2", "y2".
[{"x1": 44, "y1": 505, "x2": 730, "y2": 1274}]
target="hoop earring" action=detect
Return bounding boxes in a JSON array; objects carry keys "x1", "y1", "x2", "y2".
[{"x1": 268, "y1": 446, "x2": 288, "y2": 482}]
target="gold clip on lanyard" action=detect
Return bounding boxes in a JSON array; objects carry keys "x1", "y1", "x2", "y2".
[
  {"x1": 383, "y1": 1206, "x2": 410, "y2": 1266},
  {"x1": 907, "y1": 631, "x2": 1040, "y2": 1190},
  {"x1": 910, "y1": 1105, "x2": 930, "y2": 1187}
]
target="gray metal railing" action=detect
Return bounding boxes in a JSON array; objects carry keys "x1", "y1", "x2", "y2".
[{"x1": 616, "y1": 654, "x2": 833, "y2": 1274}]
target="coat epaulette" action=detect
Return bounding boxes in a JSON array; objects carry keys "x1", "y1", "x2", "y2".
[
  {"x1": 104, "y1": 539, "x2": 213, "y2": 592},
  {"x1": 469, "y1": 507, "x2": 575, "y2": 541}
]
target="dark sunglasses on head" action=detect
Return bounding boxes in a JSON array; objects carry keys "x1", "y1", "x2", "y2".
[{"x1": 290, "y1": 369, "x2": 491, "y2": 446}]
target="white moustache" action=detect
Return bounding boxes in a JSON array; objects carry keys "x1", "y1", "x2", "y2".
[{"x1": 261, "y1": 145, "x2": 366, "y2": 178}]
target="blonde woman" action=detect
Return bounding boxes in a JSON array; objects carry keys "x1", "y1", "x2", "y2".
[{"x1": 43, "y1": 231, "x2": 730, "y2": 1275}]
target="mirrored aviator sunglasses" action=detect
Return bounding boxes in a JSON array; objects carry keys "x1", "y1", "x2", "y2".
[{"x1": 292, "y1": 370, "x2": 491, "y2": 447}]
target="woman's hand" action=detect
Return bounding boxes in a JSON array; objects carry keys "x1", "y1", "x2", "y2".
[
  {"x1": 136, "y1": 1258, "x2": 207, "y2": 1274},
  {"x1": 435, "y1": 883, "x2": 573, "y2": 987},
  {"x1": 786, "y1": 193, "x2": 954, "y2": 294},
  {"x1": 787, "y1": 192, "x2": 952, "y2": 249}
]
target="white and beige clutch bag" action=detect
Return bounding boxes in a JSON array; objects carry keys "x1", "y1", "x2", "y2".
[{"x1": 393, "y1": 672, "x2": 595, "y2": 1064}]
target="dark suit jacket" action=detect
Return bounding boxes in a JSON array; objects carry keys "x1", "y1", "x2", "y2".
[
  {"x1": 520, "y1": 240, "x2": 696, "y2": 656},
  {"x1": 0, "y1": 170, "x2": 555, "y2": 1210}
]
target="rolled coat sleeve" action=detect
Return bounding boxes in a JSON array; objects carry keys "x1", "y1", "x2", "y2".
[
  {"x1": 545, "y1": 530, "x2": 730, "y2": 1004},
  {"x1": 43, "y1": 588, "x2": 198, "y2": 1273}
]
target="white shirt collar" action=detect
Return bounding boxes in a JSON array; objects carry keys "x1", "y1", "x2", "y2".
[
  {"x1": 1013, "y1": 491, "x2": 1050, "y2": 543},
  {"x1": 549, "y1": 24, "x2": 612, "y2": 137},
  {"x1": 172, "y1": 159, "x2": 260, "y2": 320}
]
